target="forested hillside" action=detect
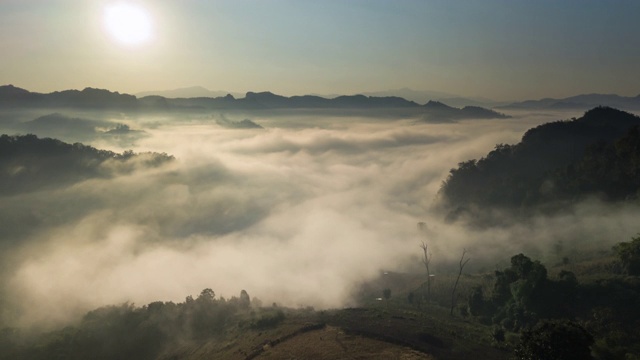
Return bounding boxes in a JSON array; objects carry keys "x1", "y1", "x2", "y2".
[
  {"x1": 0, "y1": 134, "x2": 173, "y2": 195},
  {"x1": 440, "y1": 107, "x2": 640, "y2": 219}
]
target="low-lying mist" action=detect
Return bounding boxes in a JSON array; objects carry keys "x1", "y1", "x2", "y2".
[{"x1": 2, "y1": 109, "x2": 639, "y2": 328}]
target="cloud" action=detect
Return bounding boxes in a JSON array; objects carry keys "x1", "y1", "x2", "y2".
[{"x1": 3, "y1": 109, "x2": 638, "y2": 327}]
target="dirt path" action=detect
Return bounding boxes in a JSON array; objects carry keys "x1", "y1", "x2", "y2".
[{"x1": 255, "y1": 325, "x2": 434, "y2": 360}]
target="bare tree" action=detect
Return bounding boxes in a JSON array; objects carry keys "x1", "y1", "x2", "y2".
[
  {"x1": 418, "y1": 222, "x2": 433, "y2": 300},
  {"x1": 451, "y1": 248, "x2": 470, "y2": 316},
  {"x1": 420, "y1": 240, "x2": 432, "y2": 300}
]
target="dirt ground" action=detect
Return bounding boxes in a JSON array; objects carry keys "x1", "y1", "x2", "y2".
[{"x1": 256, "y1": 325, "x2": 435, "y2": 360}]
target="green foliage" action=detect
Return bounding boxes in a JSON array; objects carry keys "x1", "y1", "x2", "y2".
[
  {"x1": 468, "y1": 286, "x2": 489, "y2": 317},
  {"x1": 613, "y1": 235, "x2": 640, "y2": 275},
  {"x1": 554, "y1": 125, "x2": 640, "y2": 202},
  {"x1": 251, "y1": 309, "x2": 285, "y2": 329},
  {"x1": 439, "y1": 108, "x2": 640, "y2": 218},
  {"x1": 471, "y1": 254, "x2": 580, "y2": 332},
  {"x1": 198, "y1": 288, "x2": 215, "y2": 302},
  {"x1": 383, "y1": 288, "x2": 391, "y2": 300},
  {"x1": 239, "y1": 289, "x2": 251, "y2": 308},
  {"x1": 493, "y1": 254, "x2": 547, "y2": 308},
  {"x1": 514, "y1": 320, "x2": 594, "y2": 360},
  {"x1": 492, "y1": 327, "x2": 505, "y2": 343},
  {"x1": 0, "y1": 288, "x2": 259, "y2": 360},
  {"x1": 580, "y1": 278, "x2": 640, "y2": 359},
  {"x1": 464, "y1": 249, "x2": 640, "y2": 358},
  {"x1": 0, "y1": 134, "x2": 174, "y2": 195}
]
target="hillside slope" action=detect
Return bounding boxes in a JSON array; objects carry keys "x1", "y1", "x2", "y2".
[
  {"x1": 0, "y1": 134, "x2": 173, "y2": 195},
  {"x1": 439, "y1": 107, "x2": 640, "y2": 219}
]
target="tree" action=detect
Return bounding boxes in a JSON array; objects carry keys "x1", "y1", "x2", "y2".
[
  {"x1": 514, "y1": 320, "x2": 593, "y2": 360},
  {"x1": 239, "y1": 290, "x2": 250, "y2": 309},
  {"x1": 613, "y1": 235, "x2": 640, "y2": 275},
  {"x1": 418, "y1": 222, "x2": 433, "y2": 300},
  {"x1": 383, "y1": 288, "x2": 391, "y2": 308},
  {"x1": 503, "y1": 254, "x2": 547, "y2": 307},
  {"x1": 468, "y1": 286, "x2": 485, "y2": 316},
  {"x1": 197, "y1": 288, "x2": 215, "y2": 303},
  {"x1": 451, "y1": 249, "x2": 470, "y2": 315}
]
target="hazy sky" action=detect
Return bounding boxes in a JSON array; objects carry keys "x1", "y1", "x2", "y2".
[{"x1": 1, "y1": 0, "x2": 639, "y2": 100}]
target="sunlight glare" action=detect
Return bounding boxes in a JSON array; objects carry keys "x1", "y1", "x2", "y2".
[{"x1": 103, "y1": 2, "x2": 153, "y2": 46}]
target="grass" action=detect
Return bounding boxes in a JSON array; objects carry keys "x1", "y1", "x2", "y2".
[{"x1": 153, "y1": 300, "x2": 512, "y2": 360}]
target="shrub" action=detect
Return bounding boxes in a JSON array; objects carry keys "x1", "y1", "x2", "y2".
[{"x1": 514, "y1": 320, "x2": 593, "y2": 360}]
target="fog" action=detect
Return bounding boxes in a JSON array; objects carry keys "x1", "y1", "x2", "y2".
[{"x1": 2, "y1": 109, "x2": 639, "y2": 327}]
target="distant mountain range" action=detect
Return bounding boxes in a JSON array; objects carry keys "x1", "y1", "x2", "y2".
[
  {"x1": 501, "y1": 93, "x2": 640, "y2": 111},
  {"x1": 136, "y1": 86, "x2": 244, "y2": 99},
  {"x1": 0, "y1": 85, "x2": 509, "y2": 120},
  {"x1": 140, "y1": 86, "x2": 504, "y2": 108},
  {"x1": 0, "y1": 85, "x2": 138, "y2": 109},
  {"x1": 353, "y1": 88, "x2": 505, "y2": 107}
]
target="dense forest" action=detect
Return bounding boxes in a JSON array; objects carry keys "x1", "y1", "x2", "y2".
[
  {"x1": 0, "y1": 134, "x2": 173, "y2": 195},
  {"x1": 0, "y1": 288, "x2": 283, "y2": 360},
  {"x1": 440, "y1": 107, "x2": 640, "y2": 221}
]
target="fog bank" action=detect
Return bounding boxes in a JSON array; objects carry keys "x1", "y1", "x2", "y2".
[{"x1": 2, "y1": 109, "x2": 638, "y2": 327}]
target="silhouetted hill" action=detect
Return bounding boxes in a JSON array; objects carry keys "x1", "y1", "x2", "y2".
[
  {"x1": 501, "y1": 93, "x2": 640, "y2": 111},
  {"x1": 45, "y1": 88, "x2": 138, "y2": 109},
  {"x1": 15, "y1": 113, "x2": 147, "y2": 144},
  {"x1": 0, "y1": 85, "x2": 137, "y2": 109},
  {"x1": 0, "y1": 84, "x2": 32, "y2": 97},
  {"x1": 422, "y1": 101, "x2": 509, "y2": 121},
  {"x1": 0, "y1": 134, "x2": 173, "y2": 195},
  {"x1": 439, "y1": 107, "x2": 640, "y2": 219},
  {"x1": 168, "y1": 92, "x2": 506, "y2": 119},
  {"x1": 136, "y1": 86, "x2": 243, "y2": 99},
  {"x1": 0, "y1": 85, "x2": 508, "y2": 119},
  {"x1": 216, "y1": 116, "x2": 263, "y2": 129},
  {"x1": 357, "y1": 88, "x2": 505, "y2": 107},
  {"x1": 0, "y1": 85, "x2": 44, "y2": 105},
  {"x1": 20, "y1": 113, "x2": 111, "y2": 139}
]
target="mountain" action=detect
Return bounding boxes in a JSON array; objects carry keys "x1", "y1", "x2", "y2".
[
  {"x1": 0, "y1": 85, "x2": 508, "y2": 120},
  {"x1": 0, "y1": 84, "x2": 43, "y2": 105},
  {"x1": 13, "y1": 113, "x2": 147, "y2": 145},
  {"x1": 359, "y1": 88, "x2": 456, "y2": 103},
  {"x1": 136, "y1": 86, "x2": 243, "y2": 99},
  {"x1": 422, "y1": 101, "x2": 509, "y2": 121},
  {"x1": 238, "y1": 92, "x2": 419, "y2": 109},
  {"x1": 0, "y1": 134, "x2": 173, "y2": 195},
  {"x1": 355, "y1": 88, "x2": 503, "y2": 108},
  {"x1": 143, "y1": 86, "x2": 502, "y2": 108},
  {"x1": 439, "y1": 107, "x2": 640, "y2": 221},
  {"x1": 20, "y1": 113, "x2": 109, "y2": 141},
  {"x1": 435, "y1": 96, "x2": 509, "y2": 108},
  {"x1": 0, "y1": 85, "x2": 137, "y2": 109},
  {"x1": 215, "y1": 115, "x2": 263, "y2": 129},
  {"x1": 501, "y1": 93, "x2": 640, "y2": 111}
]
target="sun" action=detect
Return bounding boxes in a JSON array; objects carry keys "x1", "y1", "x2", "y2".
[{"x1": 103, "y1": 2, "x2": 153, "y2": 46}]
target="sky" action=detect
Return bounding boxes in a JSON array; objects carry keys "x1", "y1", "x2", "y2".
[{"x1": 1, "y1": 0, "x2": 639, "y2": 101}]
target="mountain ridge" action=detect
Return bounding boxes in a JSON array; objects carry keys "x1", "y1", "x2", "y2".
[
  {"x1": 0, "y1": 85, "x2": 508, "y2": 120},
  {"x1": 439, "y1": 106, "x2": 640, "y2": 222},
  {"x1": 501, "y1": 93, "x2": 640, "y2": 111}
]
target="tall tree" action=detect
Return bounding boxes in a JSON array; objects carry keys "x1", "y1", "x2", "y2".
[{"x1": 451, "y1": 249, "x2": 470, "y2": 315}]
